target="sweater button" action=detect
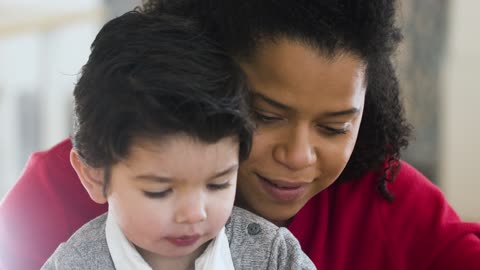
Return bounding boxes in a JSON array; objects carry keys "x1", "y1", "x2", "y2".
[{"x1": 247, "y1": 223, "x2": 261, "y2": 235}]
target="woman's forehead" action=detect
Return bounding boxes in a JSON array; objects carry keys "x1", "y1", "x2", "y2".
[{"x1": 241, "y1": 39, "x2": 366, "y2": 113}]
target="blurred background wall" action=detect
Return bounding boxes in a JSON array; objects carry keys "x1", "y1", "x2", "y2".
[
  {"x1": 0, "y1": 0, "x2": 104, "y2": 196},
  {"x1": 0, "y1": 0, "x2": 140, "y2": 197},
  {"x1": 438, "y1": 0, "x2": 480, "y2": 222},
  {"x1": 397, "y1": 0, "x2": 480, "y2": 221},
  {"x1": 0, "y1": 0, "x2": 479, "y2": 221}
]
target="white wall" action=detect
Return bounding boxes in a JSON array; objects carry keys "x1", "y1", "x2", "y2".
[
  {"x1": 440, "y1": 0, "x2": 480, "y2": 221},
  {"x1": 0, "y1": 0, "x2": 143, "y2": 200},
  {"x1": 0, "y1": 1, "x2": 104, "y2": 198}
]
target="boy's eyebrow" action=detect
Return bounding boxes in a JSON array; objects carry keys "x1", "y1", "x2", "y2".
[
  {"x1": 210, "y1": 164, "x2": 239, "y2": 180},
  {"x1": 134, "y1": 164, "x2": 239, "y2": 183}
]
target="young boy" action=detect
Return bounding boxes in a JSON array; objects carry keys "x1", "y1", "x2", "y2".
[{"x1": 41, "y1": 10, "x2": 315, "y2": 270}]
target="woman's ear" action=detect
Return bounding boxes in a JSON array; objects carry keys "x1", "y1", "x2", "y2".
[{"x1": 70, "y1": 149, "x2": 107, "y2": 204}]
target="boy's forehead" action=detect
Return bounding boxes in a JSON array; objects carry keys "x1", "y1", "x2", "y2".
[{"x1": 118, "y1": 135, "x2": 240, "y2": 182}]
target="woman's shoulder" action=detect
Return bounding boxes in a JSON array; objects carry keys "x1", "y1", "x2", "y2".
[
  {"x1": 384, "y1": 160, "x2": 443, "y2": 201},
  {"x1": 28, "y1": 138, "x2": 73, "y2": 168},
  {"x1": 346, "y1": 160, "x2": 447, "y2": 220},
  {"x1": 338, "y1": 160, "x2": 439, "y2": 199},
  {"x1": 0, "y1": 138, "x2": 98, "y2": 270},
  {"x1": 380, "y1": 161, "x2": 480, "y2": 268}
]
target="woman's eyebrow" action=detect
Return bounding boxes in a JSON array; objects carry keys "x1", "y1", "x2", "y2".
[
  {"x1": 253, "y1": 91, "x2": 361, "y2": 118},
  {"x1": 252, "y1": 92, "x2": 292, "y2": 112},
  {"x1": 323, "y1": 108, "x2": 361, "y2": 117}
]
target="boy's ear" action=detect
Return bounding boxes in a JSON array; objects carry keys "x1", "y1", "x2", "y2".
[{"x1": 70, "y1": 149, "x2": 107, "y2": 204}]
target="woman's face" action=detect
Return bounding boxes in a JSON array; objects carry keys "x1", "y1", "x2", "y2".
[{"x1": 237, "y1": 39, "x2": 367, "y2": 225}]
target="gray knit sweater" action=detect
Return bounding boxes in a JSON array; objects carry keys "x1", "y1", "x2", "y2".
[{"x1": 42, "y1": 206, "x2": 316, "y2": 269}]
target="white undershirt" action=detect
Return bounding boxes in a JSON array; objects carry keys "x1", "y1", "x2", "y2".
[{"x1": 105, "y1": 210, "x2": 235, "y2": 270}]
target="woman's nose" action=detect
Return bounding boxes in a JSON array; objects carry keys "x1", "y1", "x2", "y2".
[{"x1": 273, "y1": 125, "x2": 317, "y2": 170}]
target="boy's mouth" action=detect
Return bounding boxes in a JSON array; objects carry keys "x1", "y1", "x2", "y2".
[{"x1": 165, "y1": 234, "x2": 201, "y2": 247}]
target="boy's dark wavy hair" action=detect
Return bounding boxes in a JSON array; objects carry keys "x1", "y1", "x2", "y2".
[
  {"x1": 143, "y1": 0, "x2": 412, "y2": 200},
  {"x1": 72, "y1": 11, "x2": 253, "y2": 191}
]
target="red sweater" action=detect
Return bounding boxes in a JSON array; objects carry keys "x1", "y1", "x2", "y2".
[{"x1": 1, "y1": 139, "x2": 479, "y2": 269}]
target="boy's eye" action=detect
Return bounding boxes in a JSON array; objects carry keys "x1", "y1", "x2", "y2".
[
  {"x1": 252, "y1": 110, "x2": 283, "y2": 123},
  {"x1": 207, "y1": 182, "x2": 232, "y2": 191},
  {"x1": 143, "y1": 189, "x2": 172, "y2": 199}
]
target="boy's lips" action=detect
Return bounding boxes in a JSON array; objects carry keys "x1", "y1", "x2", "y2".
[
  {"x1": 165, "y1": 234, "x2": 201, "y2": 247},
  {"x1": 255, "y1": 173, "x2": 310, "y2": 202}
]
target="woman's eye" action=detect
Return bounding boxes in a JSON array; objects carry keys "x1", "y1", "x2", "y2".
[
  {"x1": 143, "y1": 189, "x2": 172, "y2": 199},
  {"x1": 252, "y1": 110, "x2": 283, "y2": 123},
  {"x1": 207, "y1": 182, "x2": 232, "y2": 191},
  {"x1": 321, "y1": 126, "x2": 348, "y2": 136}
]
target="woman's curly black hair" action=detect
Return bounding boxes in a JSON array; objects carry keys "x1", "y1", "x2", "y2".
[{"x1": 143, "y1": 0, "x2": 412, "y2": 201}]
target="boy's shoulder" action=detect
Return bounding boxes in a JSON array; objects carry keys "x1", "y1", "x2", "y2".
[
  {"x1": 226, "y1": 206, "x2": 316, "y2": 269},
  {"x1": 41, "y1": 214, "x2": 114, "y2": 269},
  {"x1": 226, "y1": 206, "x2": 284, "y2": 239}
]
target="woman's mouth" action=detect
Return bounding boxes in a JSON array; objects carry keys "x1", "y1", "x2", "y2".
[{"x1": 256, "y1": 173, "x2": 308, "y2": 202}]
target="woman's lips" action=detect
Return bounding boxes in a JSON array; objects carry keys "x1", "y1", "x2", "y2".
[
  {"x1": 256, "y1": 173, "x2": 308, "y2": 202},
  {"x1": 165, "y1": 234, "x2": 201, "y2": 247}
]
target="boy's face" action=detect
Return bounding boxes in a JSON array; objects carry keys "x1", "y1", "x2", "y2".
[{"x1": 107, "y1": 135, "x2": 239, "y2": 259}]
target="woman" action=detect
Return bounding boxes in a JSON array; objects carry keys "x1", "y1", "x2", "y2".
[{"x1": 1, "y1": 0, "x2": 479, "y2": 269}]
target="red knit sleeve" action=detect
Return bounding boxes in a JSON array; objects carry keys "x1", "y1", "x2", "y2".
[
  {"x1": 0, "y1": 139, "x2": 108, "y2": 270},
  {"x1": 381, "y1": 161, "x2": 480, "y2": 269}
]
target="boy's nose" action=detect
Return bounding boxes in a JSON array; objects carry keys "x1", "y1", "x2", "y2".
[{"x1": 175, "y1": 200, "x2": 207, "y2": 224}]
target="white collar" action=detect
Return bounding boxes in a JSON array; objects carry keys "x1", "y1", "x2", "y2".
[
  {"x1": 105, "y1": 210, "x2": 234, "y2": 270},
  {"x1": 194, "y1": 226, "x2": 234, "y2": 270}
]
